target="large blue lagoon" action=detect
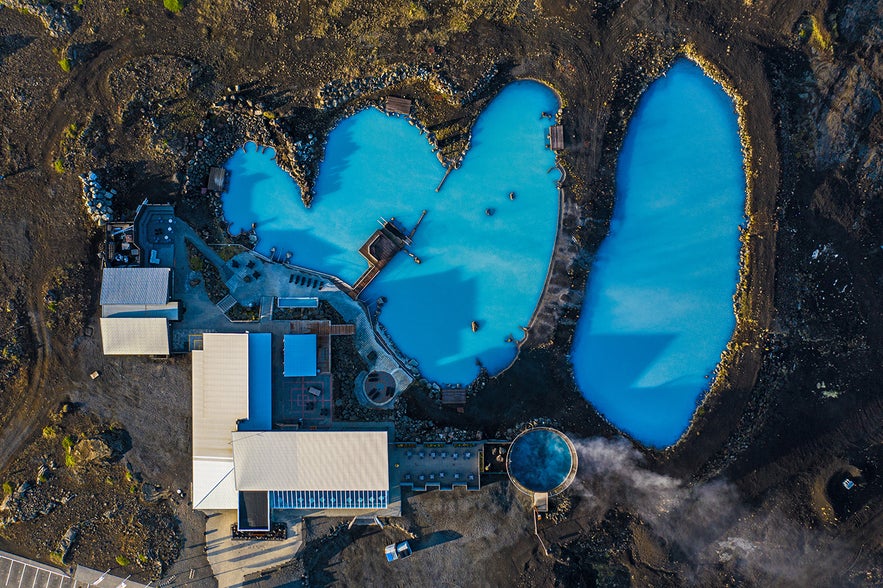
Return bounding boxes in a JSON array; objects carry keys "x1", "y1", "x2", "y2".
[
  {"x1": 222, "y1": 81, "x2": 560, "y2": 384},
  {"x1": 571, "y1": 59, "x2": 746, "y2": 448}
]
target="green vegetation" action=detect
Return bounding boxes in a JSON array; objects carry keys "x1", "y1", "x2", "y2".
[
  {"x1": 52, "y1": 159, "x2": 65, "y2": 173},
  {"x1": 124, "y1": 470, "x2": 134, "y2": 482},
  {"x1": 73, "y1": 0, "x2": 84, "y2": 12},
  {"x1": 63, "y1": 123, "x2": 79, "y2": 140},
  {"x1": 189, "y1": 255, "x2": 203, "y2": 271},
  {"x1": 64, "y1": 453, "x2": 76, "y2": 468},
  {"x1": 137, "y1": 554, "x2": 148, "y2": 565},
  {"x1": 129, "y1": 483, "x2": 139, "y2": 493},
  {"x1": 115, "y1": 554, "x2": 132, "y2": 567},
  {"x1": 36, "y1": 473, "x2": 47, "y2": 484},
  {"x1": 42, "y1": 425, "x2": 57, "y2": 439},
  {"x1": 61, "y1": 434, "x2": 75, "y2": 452},
  {"x1": 1, "y1": 482, "x2": 12, "y2": 496},
  {"x1": 809, "y1": 15, "x2": 832, "y2": 51},
  {"x1": 49, "y1": 551, "x2": 64, "y2": 566},
  {"x1": 163, "y1": 0, "x2": 184, "y2": 13},
  {"x1": 58, "y1": 57, "x2": 71, "y2": 73}
]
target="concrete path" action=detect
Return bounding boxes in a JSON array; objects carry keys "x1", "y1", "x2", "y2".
[{"x1": 203, "y1": 512, "x2": 302, "y2": 588}]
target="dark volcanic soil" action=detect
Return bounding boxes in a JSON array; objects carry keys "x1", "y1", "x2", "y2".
[{"x1": 0, "y1": 0, "x2": 880, "y2": 586}]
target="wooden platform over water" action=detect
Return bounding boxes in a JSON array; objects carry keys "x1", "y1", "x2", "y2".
[{"x1": 349, "y1": 218, "x2": 415, "y2": 298}]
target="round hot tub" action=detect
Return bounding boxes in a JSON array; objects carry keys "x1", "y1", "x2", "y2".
[
  {"x1": 364, "y1": 370, "x2": 396, "y2": 406},
  {"x1": 506, "y1": 427, "x2": 578, "y2": 496}
]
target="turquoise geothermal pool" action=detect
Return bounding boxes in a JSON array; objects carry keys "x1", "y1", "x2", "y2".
[
  {"x1": 571, "y1": 59, "x2": 746, "y2": 448},
  {"x1": 222, "y1": 81, "x2": 560, "y2": 384}
]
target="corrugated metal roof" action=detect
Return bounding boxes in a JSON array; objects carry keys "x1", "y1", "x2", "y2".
[
  {"x1": 192, "y1": 457, "x2": 238, "y2": 510},
  {"x1": 283, "y1": 334, "x2": 317, "y2": 377},
  {"x1": 232, "y1": 431, "x2": 389, "y2": 492},
  {"x1": 100, "y1": 267, "x2": 170, "y2": 305},
  {"x1": 192, "y1": 333, "x2": 249, "y2": 458},
  {"x1": 192, "y1": 333, "x2": 251, "y2": 511},
  {"x1": 100, "y1": 317, "x2": 169, "y2": 355}
]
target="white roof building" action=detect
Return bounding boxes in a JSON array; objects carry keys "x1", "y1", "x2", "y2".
[
  {"x1": 232, "y1": 431, "x2": 389, "y2": 492},
  {"x1": 99, "y1": 267, "x2": 177, "y2": 355},
  {"x1": 192, "y1": 333, "x2": 250, "y2": 510},
  {"x1": 99, "y1": 317, "x2": 169, "y2": 355},
  {"x1": 191, "y1": 333, "x2": 390, "y2": 523}
]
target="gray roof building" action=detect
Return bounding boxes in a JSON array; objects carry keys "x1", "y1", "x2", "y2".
[{"x1": 100, "y1": 267, "x2": 170, "y2": 305}]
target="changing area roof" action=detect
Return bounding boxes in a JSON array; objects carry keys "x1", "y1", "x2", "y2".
[
  {"x1": 232, "y1": 431, "x2": 389, "y2": 492},
  {"x1": 100, "y1": 267, "x2": 170, "y2": 305},
  {"x1": 192, "y1": 333, "x2": 251, "y2": 510},
  {"x1": 100, "y1": 317, "x2": 169, "y2": 355},
  {"x1": 283, "y1": 334, "x2": 318, "y2": 377}
]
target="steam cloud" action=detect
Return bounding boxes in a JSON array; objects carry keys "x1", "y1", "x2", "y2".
[{"x1": 569, "y1": 437, "x2": 857, "y2": 587}]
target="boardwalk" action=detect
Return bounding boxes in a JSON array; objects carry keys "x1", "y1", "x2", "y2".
[{"x1": 0, "y1": 552, "x2": 70, "y2": 588}]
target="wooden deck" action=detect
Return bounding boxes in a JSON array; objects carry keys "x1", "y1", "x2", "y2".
[
  {"x1": 208, "y1": 166, "x2": 227, "y2": 191},
  {"x1": 348, "y1": 218, "x2": 416, "y2": 298},
  {"x1": 385, "y1": 96, "x2": 412, "y2": 115},
  {"x1": 549, "y1": 125, "x2": 564, "y2": 151}
]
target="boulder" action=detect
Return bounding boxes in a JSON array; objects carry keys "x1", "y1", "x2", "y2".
[{"x1": 71, "y1": 438, "x2": 113, "y2": 464}]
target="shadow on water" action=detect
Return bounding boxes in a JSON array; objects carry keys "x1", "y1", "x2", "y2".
[
  {"x1": 369, "y1": 267, "x2": 478, "y2": 372},
  {"x1": 314, "y1": 116, "x2": 362, "y2": 201},
  {"x1": 573, "y1": 332, "x2": 677, "y2": 390},
  {"x1": 256, "y1": 225, "x2": 352, "y2": 277}
]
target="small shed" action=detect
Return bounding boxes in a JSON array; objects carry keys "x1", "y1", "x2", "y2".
[
  {"x1": 208, "y1": 167, "x2": 227, "y2": 192},
  {"x1": 385, "y1": 96, "x2": 412, "y2": 115},
  {"x1": 549, "y1": 125, "x2": 564, "y2": 151},
  {"x1": 441, "y1": 389, "x2": 466, "y2": 412},
  {"x1": 284, "y1": 334, "x2": 318, "y2": 377}
]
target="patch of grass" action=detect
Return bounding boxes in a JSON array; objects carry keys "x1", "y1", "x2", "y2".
[
  {"x1": 42, "y1": 425, "x2": 57, "y2": 440},
  {"x1": 49, "y1": 551, "x2": 64, "y2": 566},
  {"x1": 129, "y1": 483, "x2": 139, "y2": 493},
  {"x1": 163, "y1": 0, "x2": 184, "y2": 13},
  {"x1": 189, "y1": 255, "x2": 203, "y2": 271},
  {"x1": 1, "y1": 482, "x2": 12, "y2": 496},
  {"x1": 124, "y1": 470, "x2": 134, "y2": 482},
  {"x1": 64, "y1": 453, "x2": 76, "y2": 468},
  {"x1": 115, "y1": 554, "x2": 131, "y2": 567},
  {"x1": 36, "y1": 473, "x2": 47, "y2": 484},
  {"x1": 809, "y1": 15, "x2": 832, "y2": 51},
  {"x1": 61, "y1": 434, "x2": 75, "y2": 452},
  {"x1": 58, "y1": 57, "x2": 71, "y2": 73},
  {"x1": 52, "y1": 159, "x2": 65, "y2": 173},
  {"x1": 63, "y1": 123, "x2": 79, "y2": 140}
]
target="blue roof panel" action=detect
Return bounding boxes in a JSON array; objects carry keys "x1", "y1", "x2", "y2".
[
  {"x1": 284, "y1": 334, "x2": 318, "y2": 377},
  {"x1": 239, "y1": 333, "x2": 272, "y2": 431}
]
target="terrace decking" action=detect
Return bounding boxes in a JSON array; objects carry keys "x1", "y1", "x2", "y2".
[
  {"x1": 549, "y1": 125, "x2": 564, "y2": 150},
  {"x1": 385, "y1": 96, "x2": 412, "y2": 115},
  {"x1": 349, "y1": 218, "x2": 415, "y2": 298}
]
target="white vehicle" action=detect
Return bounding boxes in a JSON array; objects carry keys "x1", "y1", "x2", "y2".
[{"x1": 385, "y1": 541, "x2": 413, "y2": 562}]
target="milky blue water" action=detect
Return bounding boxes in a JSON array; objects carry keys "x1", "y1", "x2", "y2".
[
  {"x1": 508, "y1": 428, "x2": 573, "y2": 492},
  {"x1": 571, "y1": 59, "x2": 746, "y2": 448},
  {"x1": 222, "y1": 81, "x2": 560, "y2": 384}
]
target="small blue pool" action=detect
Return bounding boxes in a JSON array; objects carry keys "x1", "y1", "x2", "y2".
[
  {"x1": 571, "y1": 58, "x2": 746, "y2": 447},
  {"x1": 222, "y1": 81, "x2": 561, "y2": 385},
  {"x1": 507, "y1": 428, "x2": 577, "y2": 494}
]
